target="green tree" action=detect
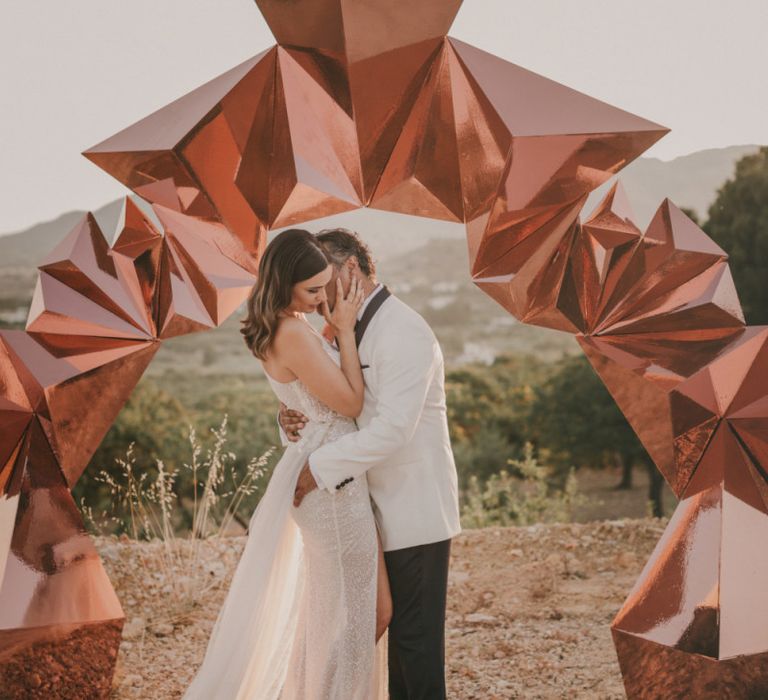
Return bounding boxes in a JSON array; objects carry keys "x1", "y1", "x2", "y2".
[
  {"x1": 446, "y1": 355, "x2": 549, "y2": 488},
  {"x1": 526, "y1": 354, "x2": 664, "y2": 516},
  {"x1": 704, "y1": 146, "x2": 768, "y2": 325}
]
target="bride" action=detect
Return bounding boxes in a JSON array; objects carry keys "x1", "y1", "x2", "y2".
[{"x1": 183, "y1": 228, "x2": 391, "y2": 699}]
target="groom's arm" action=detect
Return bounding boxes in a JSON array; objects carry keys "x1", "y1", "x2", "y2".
[
  {"x1": 277, "y1": 404, "x2": 325, "y2": 488},
  {"x1": 308, "y1": 323, "x2": 437, "y2": 490},
  {"x1": 277, "y1": 403, "x2": 309, "y2": 444}
]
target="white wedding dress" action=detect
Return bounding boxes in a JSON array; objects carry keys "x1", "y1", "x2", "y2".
[{"x1": 184, "y1": 340, "x2": 388, "y2": 699}]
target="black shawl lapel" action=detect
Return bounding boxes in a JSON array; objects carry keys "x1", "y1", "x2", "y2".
[{"x1": 354, "y1": 285, "x2": 391, "y2": 347}]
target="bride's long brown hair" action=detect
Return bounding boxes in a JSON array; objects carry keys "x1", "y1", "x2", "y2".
[{"x1": 240, "y1": 229, "x2": 330, "y2": 360}]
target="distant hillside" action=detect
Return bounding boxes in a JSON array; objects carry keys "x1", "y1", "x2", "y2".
[
  {"x1": 0, "y1": 199, "x2": 123, "y2": 270},
  {"x1": 379, "y1": 236, "x2": 582, "y2": 365},
  {"x1": 584, "y1": 144, "x2": 762, "y2": 227}
]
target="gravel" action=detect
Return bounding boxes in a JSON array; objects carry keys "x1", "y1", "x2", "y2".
[{"x1": 100, "y1": 517, "x2": 668, "y2": 699}]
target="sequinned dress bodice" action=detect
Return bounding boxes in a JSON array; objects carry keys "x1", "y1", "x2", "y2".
[{"x1": 265, "y1": 337, "x2": 357, "y2": 450}]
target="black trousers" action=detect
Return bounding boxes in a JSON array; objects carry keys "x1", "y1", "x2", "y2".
[{"x1": 383, "y1": 538, "x2": 452, "y2": 700}]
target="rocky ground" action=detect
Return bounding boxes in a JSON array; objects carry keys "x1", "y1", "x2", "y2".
[{"x1": 100, "y1": 517, "x2": 668, "y2": 699}]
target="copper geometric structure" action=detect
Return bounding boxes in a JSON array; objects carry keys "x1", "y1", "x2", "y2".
[
  {"x1": 3, "y1": 0, "x2": 763, "y2": 696},
  {"x1": 0, "y1": 202, "x2": 257, "y2": 696}
]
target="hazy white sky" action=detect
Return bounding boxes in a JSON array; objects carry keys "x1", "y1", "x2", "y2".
[{"x1": 1, "y1": 0, "x2": 766, "y2": 233}]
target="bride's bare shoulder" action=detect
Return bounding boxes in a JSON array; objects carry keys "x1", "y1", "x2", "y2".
[{"x1": 272, "y1": 317, "x2": 319, "y2": 353}]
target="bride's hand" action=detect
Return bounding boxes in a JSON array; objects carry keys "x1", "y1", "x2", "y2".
[{"x1": 322, "y1": 278, "x2": 365, "y2": 335}]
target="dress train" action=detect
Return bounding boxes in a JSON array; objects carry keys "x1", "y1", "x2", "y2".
[{"x1": 183, "y1": 407, "x2": 387, "y2": 699}]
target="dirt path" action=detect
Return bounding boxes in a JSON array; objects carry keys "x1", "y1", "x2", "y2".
[{"x1": 101, "y1": 517, "x2": 667, "y2": 699}]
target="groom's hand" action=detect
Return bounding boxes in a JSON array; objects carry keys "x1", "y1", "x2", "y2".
[
  {"x1": 293, "y1": 462, "x2": 318, "y2": 507},
  {"x1": 279, "y1": 403, "x2": 309, "y2": 442}
]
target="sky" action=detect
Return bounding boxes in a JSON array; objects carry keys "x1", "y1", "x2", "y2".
[{"x1": 1, "y1": 0, "x2": 766, "y2": 234}]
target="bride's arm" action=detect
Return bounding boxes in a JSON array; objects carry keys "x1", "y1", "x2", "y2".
[
  {"x1": 277, "y1": 279, "x2": 365, "y2": 418},
  {"x1": 328, "y1": 281, "x2": 366, "y2": 415}
]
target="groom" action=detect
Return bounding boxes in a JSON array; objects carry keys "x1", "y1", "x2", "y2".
[{"x1": 280, "y1": 228, "x2": 461, "y2": 699}]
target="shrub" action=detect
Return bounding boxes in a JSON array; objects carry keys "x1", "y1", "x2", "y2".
[{"x1": 460, "y1": 441, "x2": 588, "y2": 528}]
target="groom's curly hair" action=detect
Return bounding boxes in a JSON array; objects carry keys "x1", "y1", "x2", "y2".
[{"x1": 316, "y1": 228, "x2": 376, "y2": 279}]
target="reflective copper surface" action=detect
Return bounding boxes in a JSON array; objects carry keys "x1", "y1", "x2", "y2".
[
  {"x1": 0, "y1": 196, "x2": 256, "y2": 694},
  {"x1": 0, "y1": 425, "x2": 123, "y2": 698},
  {"x1": 613, "y1": 631, "x2": 768, "y2": 698},
  {"x1": 0, "y1": 619, "x2": 123, "y2": 699},
  {"x1": 610, "y1": 329, "x2": 768, "y2": 678},
  {"x1": 7, "y1": 0, "x2": 761, "y2": 696}
]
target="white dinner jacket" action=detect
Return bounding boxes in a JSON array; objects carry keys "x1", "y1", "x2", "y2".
[{"x1": 309, "y1": 293, "x2": 462, "y2": 552}]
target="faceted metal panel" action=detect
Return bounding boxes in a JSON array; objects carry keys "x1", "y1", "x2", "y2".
[
  {"x1": 0, "y1": 330, "x2": 160, "y2": 488},
  {"x1": 252, "y1": 1, "x2": 462, "y2": 202},
  {"x1": 612, "y1": 423, "x2": 768, "y2": 655},
  {"x1": 83, "y1": 51, "x2": 270, "y2": 256},
  {"x1": 472, "y1": 197, "x2": 587, "y2": 333},
  {"x1": 368, "y1": 40, "x2": 513, "y2": 224},
  {"x1": 254, "y1": 0, "x2": 463, "y2": 63},
  {"x1": 0, "y1": 430, "x2": 123, "y2": 698},
  {"x1": 579, "y1": 325, "x2": 764, "y2": 499},
  {"x1": 0, "y1": 444, "x2": 123, "y2": 630},
  {"x1": 370, "y1": 42, "x2": 469, "y2": 222},
  {"x1": 613, "y1": 631, "x2": 768, "y2": 698},
  {"x1": 594, "y1": 201, "x2": 743, "y2": 338},
  {"x1": 584, "y1": 322, "x2": 768, "y2": 694},
  {"x1": 84, "y1": 21, "x2": 670, "y2": 234},
  {"x1": 566, "y1": 183, "x2": 644, "y2": 332}
]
